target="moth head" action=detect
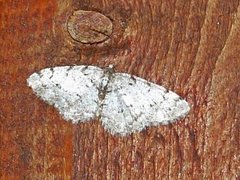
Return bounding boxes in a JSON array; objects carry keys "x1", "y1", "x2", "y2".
[{"x1": 104, "y1": 64, "x2": 115, "y2": 75}]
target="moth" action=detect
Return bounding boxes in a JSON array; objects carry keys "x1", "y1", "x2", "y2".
[{"x1": 27, "y1": 65, "x2": 190, "y2": 136}]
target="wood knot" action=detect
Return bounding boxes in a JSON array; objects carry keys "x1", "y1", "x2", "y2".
[{"x1": 67, "y1": 10, "x2": 113, "y2": 44}]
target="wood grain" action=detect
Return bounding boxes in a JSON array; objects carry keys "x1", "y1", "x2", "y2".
[{"x1": 0, "y1": 0, "x2": 239, "y2": 179}]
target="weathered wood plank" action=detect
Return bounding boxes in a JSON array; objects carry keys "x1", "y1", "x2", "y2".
[{"x1": 0, "y1": 0, "x2": 239, "y2": 179}]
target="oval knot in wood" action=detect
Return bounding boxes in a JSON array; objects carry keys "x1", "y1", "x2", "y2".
[{"x1": 67, "y1": 10, "x2": 113, "y2": 44}]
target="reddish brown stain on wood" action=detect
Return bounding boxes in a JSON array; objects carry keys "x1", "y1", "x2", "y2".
[{"x1": 0, "y1": 0, "x2": 239, "y2": 179}]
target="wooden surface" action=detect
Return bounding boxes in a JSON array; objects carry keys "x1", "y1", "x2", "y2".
[{"x1": 0, "y1": 0, "x2": 239, "y2": 179}]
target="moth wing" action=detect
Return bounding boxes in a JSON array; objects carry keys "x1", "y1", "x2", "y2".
[
  {"x1": 100, "y1": 73, "x2": 190, "y2": 135},
  {"x1": 27, "y1": 66, "x2": 104, "y2": 122}
]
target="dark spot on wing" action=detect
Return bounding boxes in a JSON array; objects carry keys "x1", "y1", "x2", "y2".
[
  {"x1": 106, "y1": 90, "x2": 111, "y2": 93},
  {"x1": 81, "y1": 66, "x2": 90, "y2": 75},
  {"x1": 82, "y1": 65, "x2": 89, "y2": 71},
  {"x1": 85, "y1": 65, "x2": 89, "y2": 69},
  {"x1": 66, "y1": 66, "x2": 74, "y2": 76},
  {"x1": 163, "y1": 94, "x2": 167, "y2": 100},
  {"x1": 130, "y1": 75, "x2": 136, "y2": 83},
  {"x1": 49, "y1": 68, "x2": 54, "y2": 79},
  {"x1": 55, "y1": 83, "x2": 61, "y2": 88},
  {"x1": 83, "y1": 72, "x2": 89, "y2": 76},
  {"x1": 38, "y1": 72, "x2": 44, "y2": 78},
  {"x1": 67, "y1": 66, "x2": 74, "y2": 71},
  {"x1": 36, "y1": 71, "x2": 41, "y2": 77}
]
